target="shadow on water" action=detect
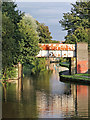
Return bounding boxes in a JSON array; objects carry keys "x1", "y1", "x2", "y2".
[
  {"x1": 1, "y1": 63, "x2": 90, "y2": 118},
  {"x1": 60, "y1": 78, "x2": 90, "y2": 86}
]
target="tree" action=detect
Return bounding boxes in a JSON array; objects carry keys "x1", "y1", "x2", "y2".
[
  {"x1": 2, "y1": 2, "x2": 24, "y2": 25},
  {"x1": 2, "y1": 2, "x2": 24, "y2": 79},
  {"x1": 36, "y1": 21, "x2": 52, "y2": 43},
  {"x1": 59, "y1": 1, "x2": 90, "y2": 43},
  {"x1": 2, "y1": 2, "x2": 24, "y2": 64},
  {"x1": 17, "y1": 16, "x2": 40, "y2": 64},
  {"x1": 49, "y1": 40, "x2": 60, "y2": 43},
  {"x1": 2, "y1": 14, "x2": 16, "y2": 78}
]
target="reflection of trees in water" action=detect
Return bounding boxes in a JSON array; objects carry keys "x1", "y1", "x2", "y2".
[
  {"x1": 3, "y1": 83, "x2": 7, "y2": 102},
  {"x1": 20, "y1": 77, "x2": 38, "y2": 118},
  {"x1": 30, "y1": 70, "x2": 52, "y2": 94},
  {"x1": 63, "y1": 84, "x2": 71, "y2": 95},
  {"x1": 0, "y1": 84, "x2": 2, "y2": 119},
  {"x1": 3, "y1": 82, "x2": 17, "y2": 102},
  {"x1": 2, "y1": 67, "x2": 90, "y2": 118},
  {"x1": 2, "y1": 78, "x2": 38, "y2": 118}
]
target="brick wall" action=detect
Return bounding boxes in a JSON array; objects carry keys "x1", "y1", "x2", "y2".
[{"x1": 77, "y1": 43, "x2": 88, "y2": 74}]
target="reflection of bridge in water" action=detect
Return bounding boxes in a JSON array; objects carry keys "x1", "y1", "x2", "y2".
[
  {"x1": 2, "y1": 63, "x2": 90, "y2": 118},
  {"x1": 36, "y1": 84, "x2": 90, "y2": 118},
  {"x1": 46, "y1": 63, "x2": 68, "y2": 74}
]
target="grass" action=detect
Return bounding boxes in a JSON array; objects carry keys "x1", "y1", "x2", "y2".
[
  {"x1": 61, "y1": 74, "x2": 90, "y2": 81},
  {"x1": 74, "y1": 73, "x2": 90, "y2": 77},
  {"x1": 59, "y1": 62, "x2": 69, "y2": 68},
  {"x1": 60, "y1": 73, "x2": 90, "y2": 83}
]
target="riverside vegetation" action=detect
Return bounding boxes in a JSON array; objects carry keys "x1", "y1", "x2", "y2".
[
  {"x1": 2, "y1": 1, "x2": 59, "y2": 80},
  {"x1": 2, "y1": 0, "x2": 90, "y2": 80}
]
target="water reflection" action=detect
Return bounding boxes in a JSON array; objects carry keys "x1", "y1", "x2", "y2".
[
  {"x1": 0, "y1": 83, "x2": 2, "y2": 119},
  {"x1": 2, "y1": 63, "x2": 90, "y2": 118},
  {"x1": 77, "y1": 85, "x2": 88, "y2": 117}
]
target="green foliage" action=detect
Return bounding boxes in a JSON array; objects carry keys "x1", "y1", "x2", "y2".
[
  {"x1": 17, "y1": 16, "x2": 40, "y2": 64},
  {"x1": 59, "y1": 62, "x2": 69, "y2": 68},
  {"x1": 2, "y1": 2, "x2": 56, "y2": 80},
  {"x1": 36, "y1": 21, "x2": 52, "y2": 43},
  {"x1": 2, "y1": 14, "x2": 16, "y2": 69},
  {"x1": 59, "y1": 1, "x2": 90, "y2": 43},
  {"x1": 31, "y1": 58, "x2": 46, "y2": 74},
  {"x1": 2, "y1": 67, "x2": 17, "y2": 80},
  {"x1": 2, "y1": 2, "x2": 24, "y2": 65},
  {"x1": 2, "y1": 2, "x2": 40, "y2": 79},
  {"x1": 24, "y1": 14, "x2": 38, "y2": 31},
  {"x1": 60, "y1": 58, "x2": 69, "y2": 63},
  {"x1": 2, "y1": 2, "x2": 24, "y2": 25},
  {"x1": 2, "y1": 2, "x2": 24, "y2": 79},
  {"x1": 23, "y1": 58, "x2": 47, "y2": 75},
  {"x1": 49, "y1": 40, "x2": 60, "y2": 43}
]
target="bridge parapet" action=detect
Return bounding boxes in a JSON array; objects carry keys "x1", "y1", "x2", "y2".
[
  {"x1": 37, "y1": 43, "x2": 75, "y2": 58},
  {"x1": 39, "y1": 43, "x2": 75, "y2": 51}
]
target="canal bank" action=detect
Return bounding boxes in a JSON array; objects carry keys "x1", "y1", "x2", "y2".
[
  {"x1": 60, "y1": 73, "x2": 90, "y2": 85},
  {"x1": 59, "y1": 61, "x2": 90, "y2": 84}
]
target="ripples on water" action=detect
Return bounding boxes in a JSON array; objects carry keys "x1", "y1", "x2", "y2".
[{"x1": 2, "y1": 63, "x2": 90, "y2": 118}]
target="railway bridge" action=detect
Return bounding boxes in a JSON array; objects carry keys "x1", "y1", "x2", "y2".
[{"x1": 37, "y1": 42, "x2": 88, "y2": 75}]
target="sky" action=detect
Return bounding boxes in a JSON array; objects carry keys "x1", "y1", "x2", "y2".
[
  {"x1": 15, "y1": 0, "x2": 77, "y2": 2},
  {"x1": 16, "y1": 2, "x2": 73, "y2": 42}
]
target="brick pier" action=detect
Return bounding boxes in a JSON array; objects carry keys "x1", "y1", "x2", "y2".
[{"x1": 76, "y1": 43, "x2": 88, "y2": 74}]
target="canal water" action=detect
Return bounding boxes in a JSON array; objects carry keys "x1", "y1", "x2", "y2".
[{"x1": 2, "y1": 63, "x2": 90, "y2": 118}]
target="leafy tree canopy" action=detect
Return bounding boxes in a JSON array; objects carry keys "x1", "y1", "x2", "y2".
[
  {"x1": 2, "y1": 2, "x2": 24, "y2": 25},
  {"x1": 36, "y1": 21, "x2": 52, "y2": 43},
  {"x1": 2, "y1": 2, "x2": 24, "y2": 65},
  {"x1": 59, "y1": 1, "x2": 90, "y2": 44},
  {"x1": 17, "y1": 16, "x2": 40, "y2": 64},
  {"x1": 2, "y1": 13, "x2": 16, "y2": 74}
]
